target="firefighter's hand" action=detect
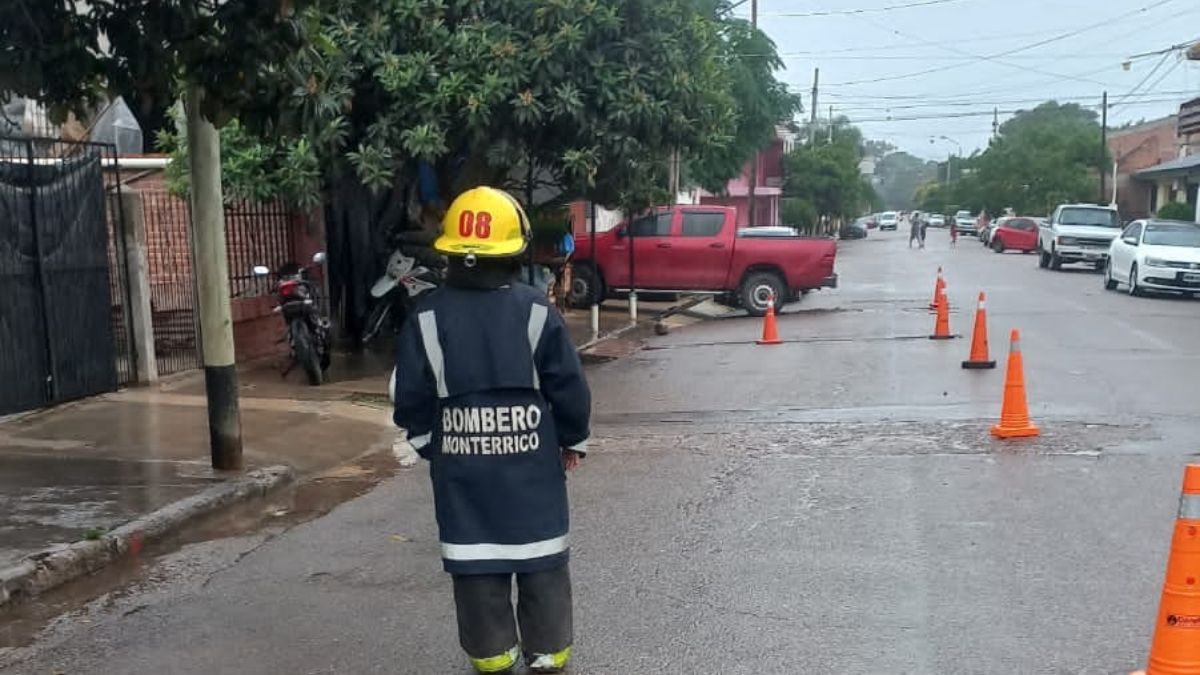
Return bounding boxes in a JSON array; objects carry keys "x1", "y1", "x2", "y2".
[{"x1": 562, "y1": 449, "x2": 583, "y2": 472}]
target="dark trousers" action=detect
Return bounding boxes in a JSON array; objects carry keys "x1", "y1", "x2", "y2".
[{"x1": 452, "y1": 563, "x2": 573, "y2": 661}]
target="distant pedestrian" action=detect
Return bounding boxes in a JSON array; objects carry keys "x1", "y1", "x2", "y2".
[
  {"x1": 920, "y1": 218, "x2": 928, "y2": 249},
  {"x1": 950, "y1": 222, "x2": 958, "y2": 247},
  {"x1": 909, "y1": 215, "x2": 922, "y2": 249}
]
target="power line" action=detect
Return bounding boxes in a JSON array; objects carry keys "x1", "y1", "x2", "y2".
[
  {"x1": 1137, "y1": 59, "x2": 1186, "y2": 104},
  {"x1": 1109, "y1": 52, "x2": 1174, "y2": 111},
  {"x1": 1126, "y1": 37, "x2": 1200, "y2": 60},
  {"x1": 830, "y1": 94, "x2": 1189, "y2": 112},
  {"x1": 800, "y1": 63, "x2": 1123, "y2": 101},
  {"x1": 736, "y1": 26, "x2": 1125, "y2": 55},
  {"x1": 850, "y1": 11, "x2": 1110, "y2": 87},
  {"x1": 766, "y1": 53, "x2": 1135, "y2": 61},
  {"x1": 845, "y1": 98, "x2": 1182, "y2": 123},
  {"x1": 759, "y1": 0, "x2": 972, "y2": 18},
  {"x1": 826, "y1": 0, "x2": 1179, "y2": 86},
  {"x1": 821, "y1": 88, "x2": 1196, "y2": 100}
]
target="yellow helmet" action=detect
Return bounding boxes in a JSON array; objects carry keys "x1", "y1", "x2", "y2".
[{"x1": 435, "y1": 186, "x2": 531, "y2": 258}]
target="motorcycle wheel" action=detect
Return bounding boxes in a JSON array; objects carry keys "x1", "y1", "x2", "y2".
[
  {"x1": 291, "y1": 319, "x2": 323, "y2": 386},
  {"x1": 362, "y1": 301, "x2": 393, "y2": 345}
]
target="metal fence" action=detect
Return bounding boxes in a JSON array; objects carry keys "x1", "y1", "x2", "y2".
[
  {"x1": 133, "y1": 189, "x2": 295, "y2": 376},
  {"x1": 0, "y1": 136, "x2": 136, "y2": 414},
  {"x1": 139, "y1": 188, "x2": 201, "y2": 376},
  {"x1": 226, "y1": 199, "x2": 294, "y2": 297}
]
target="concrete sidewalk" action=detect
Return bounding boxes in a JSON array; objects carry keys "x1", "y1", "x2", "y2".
[
  {"x1": 0, "y1": 359, "x2": 398, "y2": 572},
  {"x1": 0, "y1": 296, "x2": 726, "y2": 575}
]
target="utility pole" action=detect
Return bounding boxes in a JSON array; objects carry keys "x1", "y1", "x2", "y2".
[
  {"x1": 1100, "y1": 90, "x2": 1109, "y2": 205},
  {"x1": 992, "y1": 108, "x2": 1000, "y2": 140},
  {"x1": 589, "y1": 201, "x2": 599, "y2": 340},
  {"x1": 828, "y1": 105, "x2": 834, "y2": 143},
  {"x1": 185, "y1": 88, "x2": 243, "y2": 471},
  {"x1": 809, "y1": 67, "x2": 820, "y2": 145},
  {"x1": 747, "y1": 0, "x2": 759, "y2": 226}
]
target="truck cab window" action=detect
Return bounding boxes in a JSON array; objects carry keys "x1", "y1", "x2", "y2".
[
  {"x1": 628, "y1": 213, "x2": 672, "y2": 237},
  {"x1": 681, "y1": 212, "x2": 725, "y2": 237}
]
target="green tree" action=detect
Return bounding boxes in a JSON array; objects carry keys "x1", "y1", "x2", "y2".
[
  {"x1": 684, "y1": 15, "x2": 801, "y2": 194},
  {"x1": 156, "y1": 113, "x2": 322, "y2": 210},
  {"x1": 261, "y1": 0, "x2": 755, "y2": 215},
  {"x1": 936, "y1": 102, "x2": 1103, "y2": 216},
  {"x1": 782, "y1": 117, "x2": 872, "y2": 231},
  {"x1": 0, "y1": 1, "x2": 307, "y2": 129},
  {"x1": 875, "y1": 152, "x2": 938, "y2": 211}
]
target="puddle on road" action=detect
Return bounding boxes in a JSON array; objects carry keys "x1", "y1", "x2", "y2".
[{"x1": 0, "y1": 450, "x2": 399, "y2": 652}]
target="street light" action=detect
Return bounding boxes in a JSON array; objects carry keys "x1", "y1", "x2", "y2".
[
  {"x1": 930, "y1": 136, "x2": 962, "y2": 184},
  {"x1": 932, "y1": 135, "x2": 962, "y2": 155}
]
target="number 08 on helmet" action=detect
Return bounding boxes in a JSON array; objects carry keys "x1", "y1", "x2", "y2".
[{"x1": 435, "y1": 186, "x2": 532, "y2": 258}]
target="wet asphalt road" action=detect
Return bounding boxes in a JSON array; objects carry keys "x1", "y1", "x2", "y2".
[{"x1": 3, "y1": 228, "x2": 1199, "y2": 674}]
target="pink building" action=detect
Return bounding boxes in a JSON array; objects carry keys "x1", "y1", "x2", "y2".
[
  {"x1": 568, "y1": 127, "x2": 797, "y2": 233},
  {"x1": 698, "y1": 127, "x2": 795, "y2": 227}
]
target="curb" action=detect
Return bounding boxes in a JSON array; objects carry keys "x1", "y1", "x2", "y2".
[
  {"x1": 575, "y1": 294, "x2": 713, "y2": 353},
  {"x1": 0, "y1": 465, "x2": 293, "y2": 610}
]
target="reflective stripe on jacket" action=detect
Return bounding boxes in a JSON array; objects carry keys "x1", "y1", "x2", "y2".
[{"x1": 393, "y1": 283, "x2": 591, "y2": 574}]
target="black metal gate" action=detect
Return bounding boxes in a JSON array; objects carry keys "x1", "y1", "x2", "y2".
[{"x1": 0, "y1": 136, "x2": 136, "y2": 415}]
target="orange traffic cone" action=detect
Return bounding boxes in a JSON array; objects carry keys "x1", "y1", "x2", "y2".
[
  {"x1": 962, "y1": 292, "x2": 996, "y2": 369},
  {"x1": 1133, "y1": 464, "x2": 1200, "y2": 675},
  {"x1": 930, "y1": 286, "x2": 952, "y2": 340},
  {"x1": 757, "y1": 295, "x2": 782, "y2": 345},
  {"x1": 990, "y1": 329, "x2": 1040, "y2": 438},
  {"x1": 929, "y1": 267, "x2": 945, "y2": 310}
]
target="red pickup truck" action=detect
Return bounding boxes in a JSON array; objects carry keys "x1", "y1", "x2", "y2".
[{"x1": 569, "y1": 205, "x2": 838, "y2": 316}]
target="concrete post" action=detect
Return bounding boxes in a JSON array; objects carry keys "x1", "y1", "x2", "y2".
[
  {"x1": 1156, "y1": 182, "x2": 1171, "y2": 214},
  {"x1": 1194, "y1": 181, "x2": 1200, "y2": 224},
  {"x1": 117, "y1": 190, "x2": 158, "y2": 383},
  {"x1": 185, "y1": 88, "x2": 243, "y2": 471}
]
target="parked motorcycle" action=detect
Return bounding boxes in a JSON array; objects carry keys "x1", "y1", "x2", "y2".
[
  {"x1": 362, "y1": 248, "x2": 442, "y2": 344},
  {"x1": 253, "y1": 251, "x2": 331, "y2": 386}
]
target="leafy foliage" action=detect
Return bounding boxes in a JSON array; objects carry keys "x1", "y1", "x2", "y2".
[
  {"x1": 919, "y1": 102, "x2": 1104, "y2": 216},
  {"x1": 4, "y1": 1, "x2": 796, "y2": 217},
  {"x1": 1157, "y1": 201, "x2": 1196, "y2": 221},
  {"x1": 0, "y1": 1, "x2": 308, "y2": 127},
  {"x1": 156, "y1": 112, "x2": 322, "y2": 210},
  {"x1": 875, "y1": 152, "x2": 938, "y2": 211},
  {"x1": 781, "y1": 117, "x2": 874, "y2": 230},
  {"x1": 684, "y1": 16, "x2": 801, "y2": 194},
  {"x1": 229, "y1": 0, "x2": 757, "y2": 215}
]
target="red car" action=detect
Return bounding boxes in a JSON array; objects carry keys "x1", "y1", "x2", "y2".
[{"x1": 990, "y1": 217, "x2": 1039, "y2": 253}]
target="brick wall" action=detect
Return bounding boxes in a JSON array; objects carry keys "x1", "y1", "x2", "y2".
[
  {"x1": 1109, "y1": 116, "x2": 1182, "y2": 219},
  {"x1": 122, "y1": 170, "x2": 323, "y2": 367}
]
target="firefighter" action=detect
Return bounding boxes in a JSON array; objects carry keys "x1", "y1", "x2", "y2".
[{"x1": 392, "y1": 186, "x2": 591, "y2": 674}]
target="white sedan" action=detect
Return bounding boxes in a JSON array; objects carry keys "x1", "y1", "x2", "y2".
[{"x1": 1104, "y1": 219, "x2": 1200, "y2": 297}]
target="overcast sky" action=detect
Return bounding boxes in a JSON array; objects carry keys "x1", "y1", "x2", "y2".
[{"x1": 731, "y1": 0, "x2": 1200, "y2": 160}]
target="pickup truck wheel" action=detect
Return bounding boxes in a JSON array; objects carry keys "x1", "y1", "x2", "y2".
[
  {"x1": 739, "y1": 272, "x2": 786, "y2": 318},
  {"x1": 1038, "y1": 248, "x2": 1050, "y2": 268},
  {"x1": 1049, "y1": 249, "x2": 1063, "y2": 270},
  {"x1": 568, "y1": 265, "x2": 604, "y2": 309}
]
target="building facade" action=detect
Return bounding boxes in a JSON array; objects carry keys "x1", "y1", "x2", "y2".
[
  {"x1": 1131, "y1": 99, "x2": 1200, "y2": 222},
  {"x1": 1108, "y1": 115, "x2": 1182, "y2": 219}
]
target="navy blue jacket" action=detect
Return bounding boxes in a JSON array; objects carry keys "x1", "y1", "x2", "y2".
[{"x1": 393, "y1": 282, "x2": 591, "y2": 575}]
